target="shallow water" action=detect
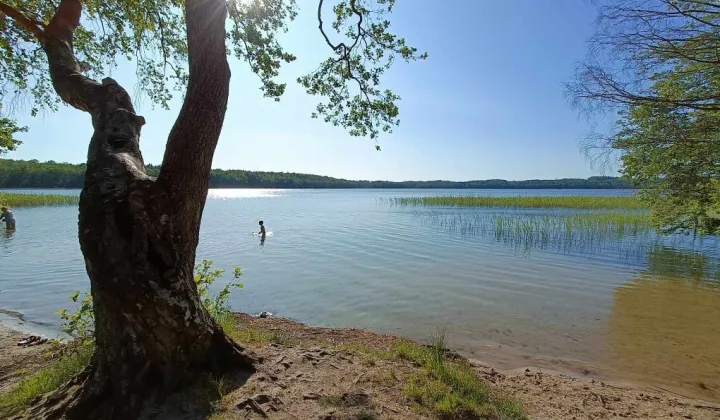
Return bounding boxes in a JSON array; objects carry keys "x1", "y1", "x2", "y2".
[{"x1": 1, "y1": 188, "x2": 719, "y2": 401}]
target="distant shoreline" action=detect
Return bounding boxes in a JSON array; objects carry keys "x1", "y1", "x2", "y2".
[{"x1": 1, "y1": 159, "x2": 632, "y2": 189}]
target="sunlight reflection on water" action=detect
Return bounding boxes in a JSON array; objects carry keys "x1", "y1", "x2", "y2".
[{"x1": 207, "y1": 189, "x2": 285, "y2": 199}]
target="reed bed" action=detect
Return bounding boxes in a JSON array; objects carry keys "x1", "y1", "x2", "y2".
[
  {"x1": 416, "y1": 210, "x2": 657, "y2": 257},
  {"x1": 420, "y1": 211, "x2": 652, "y2": 239},
  {"x1": 646, "y1": 245, "x2": 720, "y2": 282},
  {"x1": 389, "y1": 195, "x2": 645, "y2": 210},
  {"x1": 0, "y1": 192, "x2": 78, "y2": 207}
]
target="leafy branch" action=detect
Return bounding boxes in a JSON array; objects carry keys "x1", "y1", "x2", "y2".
[{"x1": 299, "y1": 0, "x2": 427, "y2": 140}]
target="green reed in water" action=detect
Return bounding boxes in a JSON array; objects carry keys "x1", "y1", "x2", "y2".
[
  {"x1": 390, "y1": 195, "x2": 645, "y2": 210},
  {"x1": 419, "y1": 210, "x2": 656, "y2": 257},
  {"x1": 646, "y1": 245, "x2": 720, "y2": 282},
  {"x1": 425, "y1": 211, "x2": 651, "y2": 238},
  {"x1": 0, "y1": 192, "x2": 78, "y2": 207}
]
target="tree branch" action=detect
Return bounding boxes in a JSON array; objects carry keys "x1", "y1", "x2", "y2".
[
  {"x1": 46, "y1": 0, "x2": 82, "y2": 40},
  {"x1": 317, "y1": 0, "x2": 371, "y2": 103},
  {"x1": 157, "y1": 0, "x2": 231, "y2": 261},
  {"x1": 0, "y1": 1, "x2": 46, "y2": 40},
  {"x1": 37, "y1": 0, "x2": 110, "y2": 114}
]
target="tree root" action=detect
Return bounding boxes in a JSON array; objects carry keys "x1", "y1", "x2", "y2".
[{"x1": 23, "y1": 333, "x2": 258, "y2": 420}]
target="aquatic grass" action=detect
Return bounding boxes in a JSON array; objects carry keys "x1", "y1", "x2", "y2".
[
  {"x1": 0, "y1": 192, "x2": 78, "y2": 207},
  {"x1": 389, "y1": 195, "x2": 645, "y2": 210},
  {"x1": 646, "y1": 245, "x2": 720, "y2": 282},
  {"x1": 425, "y1": 211, "x2": 652, "y2": 241},
  {"x1": 415, "y1": 209, "x2": 665, "y2": 261},
  {"x1": 395, "y1": 331, "x2": 527, "y2": 420},
  {"x1": 0, "y1": 343, "x2": 93, "y2": 417}
]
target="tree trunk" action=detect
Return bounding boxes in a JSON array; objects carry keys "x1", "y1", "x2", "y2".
[
  {"x1": 36, "y1": 152, "x2": 256, "y2": 419},
  {"x1": 17, "y1": 0, "x2": 256, "y2": 418}
]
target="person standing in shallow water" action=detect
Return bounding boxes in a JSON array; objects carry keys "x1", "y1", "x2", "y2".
[
  {"x1": 1, "y1": 206, "x2": 16, "y2": 231},
  {"x1": 258, "y1": 220, "x2": 266, "y2": 240}
]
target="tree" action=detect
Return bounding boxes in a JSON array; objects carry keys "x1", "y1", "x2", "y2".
[
  {"x1": 0, "y1": 0, "x2": 425, "y2": 417},
  {"x1": 566, "y1": 0, "x2": 720, "y2": 234}
]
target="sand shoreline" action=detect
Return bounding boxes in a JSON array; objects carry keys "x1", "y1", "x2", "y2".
[{"x1": 2, "y1": 315, "x2": 719, "y2": 419}]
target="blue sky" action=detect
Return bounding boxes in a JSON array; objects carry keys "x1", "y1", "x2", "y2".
[{"x1": 8, "y1": 0, "x2": 615, "y2": 182}]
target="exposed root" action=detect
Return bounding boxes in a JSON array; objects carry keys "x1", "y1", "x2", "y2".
[
  {"x1": 24, "y1": 362, "x2": 105, "y2": 420},
  {"x1": 22, "y1": 333, "x2": 258, "y2": 420}
]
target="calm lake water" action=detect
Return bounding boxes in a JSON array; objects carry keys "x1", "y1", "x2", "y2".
[{"x1": 1, "y1": 188, "x2": 719, "y2": 401}]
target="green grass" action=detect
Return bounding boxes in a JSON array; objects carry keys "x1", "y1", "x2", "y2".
[
  {"x1": 0, "y1": 343, "x2": 93, "y2": 417},
  {"x1": 389, "y1": 195, "x2": 645, "y2": 210},
  {"x1": 394, "y1": 332, "x2": 526, "y2": 420},
  {"x1": 0, "y1": 192, "x2": 78, "y2": 207},
  {"x1": 224, "y1": 320, "x2": 291, "y2": 346}
]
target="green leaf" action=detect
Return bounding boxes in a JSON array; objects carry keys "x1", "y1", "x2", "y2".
[{"x1": 3, "y1": 0, "x2": 423, "y2": 149}]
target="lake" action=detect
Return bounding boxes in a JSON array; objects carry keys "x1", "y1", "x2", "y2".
[{"x1": 1, "y1": 188, "x2": 719, "y2": 401}]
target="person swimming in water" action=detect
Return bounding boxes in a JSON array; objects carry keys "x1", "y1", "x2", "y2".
[
  {"x1": 258, "y1": 220, "x2": 266, "y2": 239},
  {"x1": 1, "y1": 206, "x2": 16, "y2": 230}
]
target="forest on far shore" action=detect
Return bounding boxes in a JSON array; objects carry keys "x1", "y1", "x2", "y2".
[{"x1": 0, "y1": 159, "x2": 632, "y2": 189}]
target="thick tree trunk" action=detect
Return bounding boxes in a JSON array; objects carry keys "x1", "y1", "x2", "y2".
[
  {"x1": 35, "y1": 147, "x2": 256, "y2": 418},
  {"x1": 15, "y1": 0, "x2": 255, "y2": 418}
]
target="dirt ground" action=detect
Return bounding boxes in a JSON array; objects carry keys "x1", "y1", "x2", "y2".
[
  {"x1": 2, "y1": 315, "x2": 720, "y2": 419},
  {"x1": 0, "y1": 326, "x2": 52, "y2": 395}
]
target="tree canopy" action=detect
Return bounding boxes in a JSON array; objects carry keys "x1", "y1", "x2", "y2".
[
  {"x1": 0, "y1": 0, "x2": 426, "y2": 154},
  {"x1": 567, "y1": 0, "x2": 720, "y2": 235}
]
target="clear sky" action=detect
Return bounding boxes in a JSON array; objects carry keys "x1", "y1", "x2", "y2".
[{"x1": 8, "y1": 0, "x2": 617, "y2": 182}]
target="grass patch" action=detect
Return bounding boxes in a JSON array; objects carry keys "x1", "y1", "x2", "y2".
[
  {"x1": 338, "y1": 335, "x2": 526, "y2": 418},
  {"x1": 394, "y1": 332, "x2": 526, "y2": 420},
  {"x1": 369, "y1": 368, "x2": 400, "y2": 386},
  {"x1": 0, "y1": 343, "x2": 92, "y2": 417},
  {"x1": 340, "y1": 343, "x2": 392, "y2": 366},
  {"x1": 389, "y1": 195, "x2": 645, "y2": 210},
  {"x1": 227, "y1": 323, "x2": 291, "y2": 347},
  {"x1": 0, "y1": 192, "x2": 78, "y2": 207}
]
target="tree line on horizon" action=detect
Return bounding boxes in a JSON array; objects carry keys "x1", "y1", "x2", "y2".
[{"x1": 0, "y1": 159, "x2": 631, "y2": 189}]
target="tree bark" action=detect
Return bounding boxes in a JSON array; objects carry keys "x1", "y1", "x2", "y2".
[{"x1": 10, "y1": 0, "x2": 256, "y2": 418}]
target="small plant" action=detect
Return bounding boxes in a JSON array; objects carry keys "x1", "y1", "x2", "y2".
[
  {"x1": 194, "y1": 259, "x2": 244, "y2": 319},
  {"x1": 57, "y1": 291, "x2": 94, "y2": 344},
  {"x1": 57, "y1": 260, "x2": 243, "y2": 341}
]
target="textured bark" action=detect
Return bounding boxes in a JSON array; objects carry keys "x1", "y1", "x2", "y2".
[{"x1": 9, "y1": 0, "x2": 256, "y2": 418}]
